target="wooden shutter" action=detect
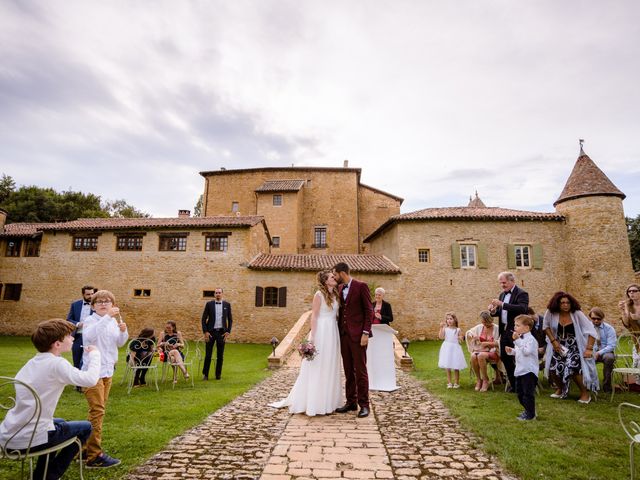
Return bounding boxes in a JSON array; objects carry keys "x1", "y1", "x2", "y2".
[
  {"x1": 532, "y1": 244, "x2": 544, "y2": 269},
  {"x1": 255, "y1": 286, "x2": 264, "y2": 307},
  {"x1": 507, "y1": 244, "x2": 516, "y2": 269},
  {"x1": 451, "y1": 243, "x2": 461, "y2": 269},
  {"x1": 278, "y1": 287, "x2": 287, "y2": 307},
  {"x1": 477, "y1": 242, "x2": 488, "y2": 269}
]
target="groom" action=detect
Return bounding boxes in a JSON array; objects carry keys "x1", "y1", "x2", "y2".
[{"x1": 333, "y1": 262, "x2": 373, "y2": 418}]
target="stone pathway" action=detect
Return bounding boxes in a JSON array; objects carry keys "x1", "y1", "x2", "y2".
[{"x1": 126, "y1": 366, "x2": 517, "y2": 480}]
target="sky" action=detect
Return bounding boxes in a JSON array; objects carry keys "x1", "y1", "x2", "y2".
[{"x1": 1, "y1": 0, "x2": 639, "y2": 218}]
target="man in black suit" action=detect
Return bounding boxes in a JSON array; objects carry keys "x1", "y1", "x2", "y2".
[
  {"x1": 66, "y1": 285, "x2": 96, "y2": 370},
  {"x1": 489, "y1": 272, "x2": 529, "y2": 392},
  {"x1": 201, "y1": 288, "x2": 232, "y2": 380}
]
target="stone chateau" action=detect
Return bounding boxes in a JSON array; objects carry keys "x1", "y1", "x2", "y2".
[{"x1": 0, "y1": 150, "x2": 635, "y2": 342}]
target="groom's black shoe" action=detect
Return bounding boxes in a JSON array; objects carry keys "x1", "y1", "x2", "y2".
[
  {"x1": 335, "y1": 404, "x2": 357, "y2": 413},
  {"x1": 357, "y1": 407, "x2": 369, "y2": 418}
]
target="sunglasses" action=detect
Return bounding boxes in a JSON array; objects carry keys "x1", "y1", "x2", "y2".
[{"x1": 628, "y1": 289, "x2": 640, "y2": 294}]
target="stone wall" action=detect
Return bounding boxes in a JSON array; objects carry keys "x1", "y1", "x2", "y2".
[
  {"x1": 368, "y1": 219, "x2": 570, "y2": 339},
  {"x1": 357, "y1": 186, "x2": 401, "y2": 253},
  {"x1": 0, "y1": 225, "x2": 273, "y2": 342},
  {"x1": 257, "y1": 191, "x2": 300, "y2": 254},
  {"x1": 556, "y1": 195, "x2": 636, "y2": 321}
]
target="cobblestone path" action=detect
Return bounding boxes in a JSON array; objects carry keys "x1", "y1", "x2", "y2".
[{"x1": 126, "y1": 367, "x2": 517, "y2": 480}]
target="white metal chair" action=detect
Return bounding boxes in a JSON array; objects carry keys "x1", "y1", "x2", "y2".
[
  {"x1": 611, "y1": 333, "x2": 640, "y2": 401},
  {"x1": 161, "y1": 338, "x2": 194, "y2": 388},
  {"x1": 619, "y1": 402, "x2": 640, "y2": 479},
  {"x1": 0, "y1": 376, "x2": 84, "y2": 480},
  {"x1": 122, "y1": 338, "x2": 159, "y2": 394}
]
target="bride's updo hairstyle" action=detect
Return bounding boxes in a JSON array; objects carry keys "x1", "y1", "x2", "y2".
[{"x1": 317, "y1": 270, "x2": 336, "y2": 307}]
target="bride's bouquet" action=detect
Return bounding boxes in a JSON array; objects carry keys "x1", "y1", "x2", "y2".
[{"x1": 297, "y1": 339, "x2": 318, "y2": 361}]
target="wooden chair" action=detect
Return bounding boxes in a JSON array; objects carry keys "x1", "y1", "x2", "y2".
[
  {"x1": 0, "y1": 376, "x2": 85, "y2": 480},
  {"x1": 619, "y1": 402, "x2": 640, "y2": 479},
  {"x1": 122, "y1": 338, "x2": 159, "y2": 394}
]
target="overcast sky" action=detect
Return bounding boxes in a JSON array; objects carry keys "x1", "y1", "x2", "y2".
[{"x1": 1, "y1": 0, "x2": 639, "y2": 218}]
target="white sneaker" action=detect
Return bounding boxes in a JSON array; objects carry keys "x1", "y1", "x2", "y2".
[
  {"x1": 452, "y1": 384, "x2": 460, "y2": 389},
  {"x1": 447, "y1": 383, "x2": 453, "y2": 388}
]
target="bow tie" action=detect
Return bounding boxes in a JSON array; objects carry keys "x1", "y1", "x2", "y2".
[
  {"x1": 215, "y1": 302, "x2": 222, "y2": 305},
  {"x1": 84, "y1": 302, "x2": 91, "y2": 306}
]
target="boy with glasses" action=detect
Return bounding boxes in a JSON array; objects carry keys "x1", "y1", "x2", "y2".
[
  {"x1": 81, "y1": 290, "x2": 128, "y2": 468},
  {"x1": 588, "y1": 307, "x2": 617, "y2": 393}
]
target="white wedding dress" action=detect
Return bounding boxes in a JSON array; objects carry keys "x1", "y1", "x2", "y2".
[{"x1": 269, "y1": 292, "x2": 343, "y2": 416}]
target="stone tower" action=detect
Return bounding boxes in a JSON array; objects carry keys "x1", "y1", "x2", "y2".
[{"x1": 554, "y1": 147, "x2": 634, "y2": 318}]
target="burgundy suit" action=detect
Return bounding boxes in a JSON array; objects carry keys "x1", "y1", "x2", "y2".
[{"x1": 338, "y1": 279, "x2": 373, "y2": 408}]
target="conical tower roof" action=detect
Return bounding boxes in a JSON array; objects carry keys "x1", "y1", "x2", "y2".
[
  {"x1": 467, "y1": 191, "x2": 487, "y2": 208},
  {"x1": 554, "y1": 149, "x2": 625, "y2": 207}
]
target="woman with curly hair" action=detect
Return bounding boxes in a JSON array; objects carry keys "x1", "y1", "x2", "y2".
[
  {"x1": 543, "y1": 291, "x2": 598, "y2": 403},
  {"x1": 269, "y1": 270, "x2": 343, "y2": 416}
]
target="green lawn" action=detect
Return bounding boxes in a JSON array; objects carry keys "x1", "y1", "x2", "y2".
[
  {"x1": 409, "y1": 339, "x2": 636, "y2": 480},
  {"x1": 0, "y1": 336, "x2": 271, "y2": 479}
]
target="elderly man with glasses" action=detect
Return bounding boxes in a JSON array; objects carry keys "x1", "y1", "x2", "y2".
[{"x1": 588, "y1": 307, "x2": 617, "y2": 393}]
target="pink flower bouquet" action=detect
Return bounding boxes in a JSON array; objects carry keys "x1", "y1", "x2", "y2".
[{"x1": 297, "y1": 339, "x2": 318, "y2": 361}]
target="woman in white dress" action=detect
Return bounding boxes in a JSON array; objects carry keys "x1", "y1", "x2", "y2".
[{"x1": 269, "y1": 270, "x2": 343, "y2": 416}]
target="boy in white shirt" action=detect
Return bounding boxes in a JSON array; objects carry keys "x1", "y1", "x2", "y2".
[
  {"x1": 0, "y1": 319, "x2": 100, "y2": 480},
  {"x1": 81, "y1": 290, "x2": 128, "y2": 468},
  {"x1": 506, "y1": 314, "x2": 539, "y2": 421}
]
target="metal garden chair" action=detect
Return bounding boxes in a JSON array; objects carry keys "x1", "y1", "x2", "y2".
[
  {"x1": 161, "y1": 337, "x2": 194, "y2": 388},
  {"x1": 0, "y1": 376, "x2": 85, "y2": 479},
  {"x1": 619, "y1": 402, "x2": 640, "y2": 479},
  {"x1": 122, "y1": 338, "x2": 159, "y2": 394}
]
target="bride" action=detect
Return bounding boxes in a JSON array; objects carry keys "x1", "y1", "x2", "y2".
[{"x1": 269, "y1": 270, "x2": 343, "y2": 416}]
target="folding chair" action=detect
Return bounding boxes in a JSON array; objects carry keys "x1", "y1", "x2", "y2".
[{"x1": 0, "y1": 376, "x2": 85, "y2": 480}]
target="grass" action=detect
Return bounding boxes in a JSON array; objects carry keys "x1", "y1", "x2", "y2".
[
  {"x1": 409, "y1": 339, "x2": 637, "y2": 480},
  {"x1": 0, "y1": 336, "x2": 271, "y2": 479}
]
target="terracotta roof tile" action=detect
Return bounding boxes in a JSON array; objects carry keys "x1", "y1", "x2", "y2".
[
  {"x1": 364, "y1": 207, "x2": 563, "y2": 242},
  {"x1": 255, "y1": 180, "x2": 306, "y2": 192},
  {"x1": 554, "y1": 151, "x2": 625, "y2": 206},
  {"x1": 0, "y1": 223, "x2": 50, "y2": 237},
  {"x1": 32, "y1": 216, "x2": 265, "y2": 232},
  {"x1": 247, "y1": 253, "x2": 401, "y2": 274}
]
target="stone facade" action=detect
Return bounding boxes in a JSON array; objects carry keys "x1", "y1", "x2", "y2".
[
  {"x1": 0, "y1": 152, "x2": 635, "y2": 342},
  {"x1": 201, "y1": 167, "x2": 402, "y2": 254}
]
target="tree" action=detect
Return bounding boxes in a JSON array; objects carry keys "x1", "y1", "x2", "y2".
[
  {"x1": 627, "y1": 215, "x2": 640, "y2": 272},
  {"x1": 193, "y1": 194, "x2": 203, "y2": 217},
  {"x1": 0, "y1": 178, "x2": 149, "y2": 223},
  {"x1": 0, "y1": 173, "x2": 16, "y2": 203},
  {"x1": 103, "y1": 199, "x2": 150, "y2": 218}
]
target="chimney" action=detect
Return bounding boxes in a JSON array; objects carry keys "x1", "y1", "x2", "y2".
[
  {"x1": 178, "y1": 210, "x2": 190, "y2": 218},
  {"x1": 343, "y1": 160, "x2": 349, "y2": 168},
  {"x1": 220, "y1": 167, "x2": 226, "y2": 171}
]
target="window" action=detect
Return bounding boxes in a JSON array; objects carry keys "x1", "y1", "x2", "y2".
[
  {"x1": 117, "y1": 235, "x2": 143, "y2": 251},
  {"x1": 255, "y1": 286, "x2": 287, "y2": 307},
  {"x1": 313, "y1": 227, "x2": 327, "y2": 248},
  {"x1": 203, "y1": 290, "x2": 216, "y2": 298},
  {"x1": 264, "y1": 287, "x2": 279, "y2": 306},
  {"x1": 231, "y1": 201, "x2": 239, "y2": 213},
  {"x1": 159, "y1": 234, "x2": 187, "y2": 251},
  {"x1": 460, "y1": 244, "x2": 476, "y2": 268},
  {"x1": 515, "y1": 245, "x2": 531, "y2": 268},
  {"x1": 3, "y1": 283, "x2": 22, "y2": 301},
  {"x1": 5, "y1": 239, "x2": 22, "y2": 257},
  {"x1": 24, "y1": 238, "x2": 41, "y2": 257},
  {"x1": 133, "y1": 289, "x2": 151, "y2": 297},
  {"x1": 73, "y1": 235, "x2": 98, "y2": 251},
  {"x1": 205, "y1": 233, "x2": 229, "y2": 252},
  {"x1": 272, "y1": 236, "x2": 280, "y2": 248},
  {"x1": 418, "y1": 249, "x2": 430, "y2": 263},
  {"x1": 273, "y1": 194, "x2": 282, "y2": 206}
]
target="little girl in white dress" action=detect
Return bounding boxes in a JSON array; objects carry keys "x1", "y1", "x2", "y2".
[{"x1": 438, "y1": 312, "x2": 467, "y2": 388}]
